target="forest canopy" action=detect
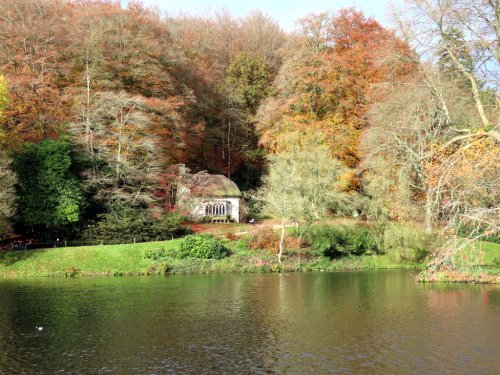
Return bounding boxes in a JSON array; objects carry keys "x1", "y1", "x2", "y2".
[{"x1": 0, "y1": 0, "x2": 497, "y2": 247}]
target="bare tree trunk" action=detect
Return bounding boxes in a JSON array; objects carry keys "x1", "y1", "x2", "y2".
[
  {"x1": 446, "y1": 47, "x2": 491, "y2": 129},
  {"x1": 227, "y1": 118, "x2": 232, "y2": 179},
  {"x1": 116, "y1": 110, "x2": 123, "y2": 179},
  {"x1": 278, "y1": 215, "x2": 285, "y2": 264},
  {"x1": 425, "y1": 186, "x2": 433, "y2": 235},
  {"x1": 84, "y1": 56, "x2": 93, "y2": 157}
]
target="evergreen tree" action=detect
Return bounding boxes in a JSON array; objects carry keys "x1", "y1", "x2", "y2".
[
  {"x1": 438, "y1": 28, "x2": 475, "y2": 90},
  {"x1": 13, "y1": 140, "x2": 86, "y2": 238}
]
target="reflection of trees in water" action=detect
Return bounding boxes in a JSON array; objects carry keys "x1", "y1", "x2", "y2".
[
  {"x1": 0, "y1": 282, "x2": 20, "y2": 371},
  {"x1": 0, "y1": 274, "x2": 498, "y2": 373},
  {"x1": 423, "y1": 284, "x2": 499, "y2": 371},
  {"x1": 257, "y1": 271, "x2": 424, "y2": 372},
  {"x1": 0, "y1": 278, "x2": 113, "y2": 372}
]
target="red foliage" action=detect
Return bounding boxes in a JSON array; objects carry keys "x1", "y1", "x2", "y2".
[
  {"x1": 248, "y1": 227, "x2": 280, "y2": 253},
  {"x1": 224, "y1": 233, "x2": 238, "y2": 241}
]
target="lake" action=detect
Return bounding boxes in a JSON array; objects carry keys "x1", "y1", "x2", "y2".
[{"x1": 0, "y1": 270, "x2": 498, "y2": 374}]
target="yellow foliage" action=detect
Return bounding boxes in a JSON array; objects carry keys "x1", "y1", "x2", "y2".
[
  {"x1": 0, "y1": 74, "x2": 8, "y2": 119},
  {"x1": 0, "y1": 75, "x2": 9, "y2": 146}
]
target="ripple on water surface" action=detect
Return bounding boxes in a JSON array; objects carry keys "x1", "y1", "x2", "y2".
[{"x1": 0, "y1": 271, "x2": 498, "y2": 374}]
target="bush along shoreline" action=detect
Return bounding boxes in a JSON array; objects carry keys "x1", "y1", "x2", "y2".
[
  {"x1": 0, "y1": 224, "x2": 498, "y2": 282},
  {"x1": 415, "y1": 239, "x2": 500, "y2": 284}
]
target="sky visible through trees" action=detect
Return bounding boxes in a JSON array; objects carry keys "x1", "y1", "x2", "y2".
[{"x1": 119, "y1": 0, "x2": 401, "y2": 31}]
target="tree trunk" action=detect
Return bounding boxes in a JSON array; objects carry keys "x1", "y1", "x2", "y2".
[
  {"x1": 441, "y1": 34, "x2": 490, "y2": 129},
  {"x1": 227, "y1": 118, "x2": 232, "y2": 179},
  {"x1": 278, "y1": 215, "x2": 285, "y2": 264},
  {"x1": 425, "y1": 186, "x2": 433, "y2": 235}
]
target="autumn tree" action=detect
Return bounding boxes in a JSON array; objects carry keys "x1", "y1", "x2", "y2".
[
  {"x1": 257, "y1": 8, "x2": 415, "y2": 179},
  {"x1": 165, "y1": 11, "x2": 284, "y2": 184},
  {"x1": 363, "y1": 0, "x2": 500, "y2": 278},
  {"x1": 363, "y1": 72, "x2": 462, "y2": 233},
  {"x1": 295, "y1": 11, "x2": 335, "y2": 52},
  {"x1": 0, "y1": 0, "x2": 71, "y2": 143},
  {"x1": 239, "y1": 11, "x2": 285, "y2": 73},
  {"x1": 0, "y1": 75, "x2": 17, "y2": 239}
]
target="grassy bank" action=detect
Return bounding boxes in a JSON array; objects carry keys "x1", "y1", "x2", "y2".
[
  {"x1": 416, "y1": 240, "x2": 500, "y2": 284},
  {"x1": 0, "y1": 238, "x2": 418, "y2": 278},
  {"x1": 0, "y1": 240, "x2": 182, "y2": 277},
  {"x1": 480, "y1": 241, "x2": 500, "y2": 266},
  {"x1": 1, "y1": 228, "x2": 499, "y2": 280}
]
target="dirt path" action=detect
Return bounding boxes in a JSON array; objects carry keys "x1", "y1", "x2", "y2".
[
  {"x1": 232, "y1": 223, "x2": 295, "y2": 236},
  {"x1": 190, "y1": 216, "x2": 362, "y2": 237}
]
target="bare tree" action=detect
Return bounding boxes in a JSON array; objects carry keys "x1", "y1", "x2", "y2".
[
  {"x1": 366, "y1": 0, "x2": 500, "y2": 278},
  {"x1": 295, "y1": 11, "x2": 336, "y2": 52},
  {"x1": 257, "y1": 135, "x2": 346, "y2": 263},
  {"x1": 240, "y1": 11, "x2": 286, "y2": 72},
  {"x1": 0, "y1": 151, "x2": 16, "y2": 239},
  {"x1": 174, "y1": 165, "x2": 211, "y2": 217},
  {"x1": 391, "y1": 0, "x2": 499, "y2": 137},
  {"x1": 365, "y1": 73, "x2": 457, "y2": 233},
  {"x1": 71, "y1": 91, "x2": 161, "y2": 212},
  {"x1": 0, "y1": 75, "x2": 15, "y2": 239},
  {"x1": 256, "y1": 152, "x2": 299, "y2": 264},
  {"x1": 69, "y1": 11, "x2": 107, "y2": 159},
  {"x1": 365, "y1": 72, "x2": 499, "y2": 278}
]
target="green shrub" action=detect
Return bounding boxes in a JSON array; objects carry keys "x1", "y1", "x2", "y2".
[
  {"x1": 150, "y1": 213, "x2": 189, "y2": 238},
  {"x1": 65, "y1": 266, "x2": 80, "y2": 277},
  {"x1": 80, "y1": 211, "x2": 189, "y2": 244},
  {"x1": 12, "y1": 139, "x2": 86, "y2": 239},
  {"x1": 381, "y1": 224, "x2": 434, "y2": 262},
  {"x1": 143, "y1": 247, "x2": 170, "y2": 260},
  {"x1": 157, "y1": 260, "x2": 169, "y2": 275},
  {"x1": 457, "y1": 223, "x2": 500, "y2": 243},
  {"x1": 309, "y1": 225, "x2": 379, "y2": 258},
  {"x1": 225, "y1": 238, "x2": 249, "y2": 254},
  {"x1": 178, "y1": 234, "x2": 228, "y2": 259}
]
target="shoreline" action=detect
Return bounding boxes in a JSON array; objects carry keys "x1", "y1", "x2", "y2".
[
  {"x1": 0, "y1": 239, "x2": 419, "y2": 278},
  {"x1": 0, "y1": 238, "x2": 498, "y2": 284},
  {"x1": 0, "y1": 265, "x2": 419, "y2": 279}
]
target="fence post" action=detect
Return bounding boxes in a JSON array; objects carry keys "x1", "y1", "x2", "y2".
[{"x1": 134, "y1": 237, "x2": 136, "y2": 244}]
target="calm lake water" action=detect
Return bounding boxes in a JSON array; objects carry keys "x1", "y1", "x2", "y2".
[{"x1": 0, "y1": 270, "x2": 498, "y2": 374}]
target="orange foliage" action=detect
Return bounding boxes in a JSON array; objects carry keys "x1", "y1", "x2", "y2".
[
  {"x1": 258, "y1": 8, "x2": 416, "y2": 170},
  {"x1": 0, "y1": 0, "x2": 205, "y2": 170},
  {"x1": 248, "y1": 227, "x2": 280, "y2": 253},
  {"x1": 426, "y1": 137, "x2": 499, "y2": 209}
]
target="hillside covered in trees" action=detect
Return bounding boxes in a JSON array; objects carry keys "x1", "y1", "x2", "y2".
[{"x1": 0, "y1": 0, "x2": 498, "y2": 261}]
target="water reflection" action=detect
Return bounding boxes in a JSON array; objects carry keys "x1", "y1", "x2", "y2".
[{"x1": 0, "y1": 271, "x2": 498, "y2": 374}]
